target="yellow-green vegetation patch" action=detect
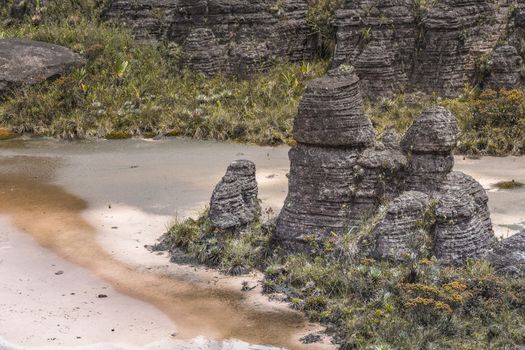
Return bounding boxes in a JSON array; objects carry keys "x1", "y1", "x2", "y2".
[
  {"x1": 0, "y1": 127, "x2": 16, "y2": 140},
  {"x1": 163, "y1": 210, "x2": 525, "y2": 349},
  {"x1": 494, "y1": 180, "x2": 524, "y2": 190},
  {"x1": 105, "y1": 131, "x2": 132, "y2": 140}
]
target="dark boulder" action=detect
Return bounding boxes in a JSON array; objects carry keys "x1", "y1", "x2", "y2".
[
  {"x1": 488, "y1": 230, "x2": 525, "y2": 276},
  {"x1": 209, "y1": 160, "x2": 260, "y2": 230},
  {"x1": 0, "y1": 38, "x2": 84, "y2": 94}
]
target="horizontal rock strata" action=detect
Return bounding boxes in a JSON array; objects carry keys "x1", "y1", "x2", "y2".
[
  {"x1": 373, "y1": 191, "x2": 431, "y2": 261},
  {"x1": 104, "y1": 0, "x2": 315, "y2": 76},
  {"x1": 333, "y1": 0, "x2": 516, "y2": 97},
  {"x1": 209, "y1": 160, "x2": 260, "y2": 230},
  {"x1": 275, "y1": 73, "x2": 496, "y2": 264},
  {"x1": 434, "y1": 172, "x2": 495, "y2": 264}
]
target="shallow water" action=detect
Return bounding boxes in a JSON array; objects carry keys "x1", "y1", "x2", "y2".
[{"x1": 0, "y1": 137, "x2": 523, "y2": 349}]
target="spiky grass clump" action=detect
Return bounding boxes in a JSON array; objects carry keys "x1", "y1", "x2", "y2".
[
  {"x1": 162, "y1": 209, "x2": 271, "y2": 275},
  {"x1": 164, "y1": 210, "x2": 525, "y2": 349}
]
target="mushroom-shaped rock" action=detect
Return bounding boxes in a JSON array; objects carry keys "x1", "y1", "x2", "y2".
[
  {"x1": 488, "y1": 230, "x2": 525, "y2": 276},
  {"x1": 0, "y1": 38, "x2": 84, "y2": 94},
  {"x1": 374, "y1": 191, "x2": 432, "y2": 261},
  {"x1": 293, "y1": 66, "x2": 376, "y2": 147},
  {"x1": 401, "y1": 107, "x2": 459, "y2": 154},
  {"x1": 182, "y1": 28, "x2": 227, "y2": 76},
  {"x1": 209, "y1": 160, "x2": 260, "y2": 230},
  {"x1": 486, "y1": 45, "x2": 523, "y2": 90},
  {"x1": 401, "y1": 107, "x2": 459, "y2": 192},
  {"x1": 434, "y1": 172, "x2": 495, "y2": 265}
]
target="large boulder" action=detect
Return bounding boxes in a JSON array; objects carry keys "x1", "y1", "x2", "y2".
[
  {"x1": 0, "y1": 38, "x2": 84, "y2": 94},
  {"x1": 209, "y1": 160, "x2": 260, "y2": 230}
]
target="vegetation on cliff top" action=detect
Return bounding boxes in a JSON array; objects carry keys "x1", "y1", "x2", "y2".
[
  {"x1": 161, "y1": 211, "x2": 525, "y2": 350},
  {"x1": 0, "y1": 0, "x2": 524, "y2": 155}
]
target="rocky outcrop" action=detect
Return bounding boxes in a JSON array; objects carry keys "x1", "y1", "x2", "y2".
[
  {"x1": 332, "y1": 0, "x2": 514, "y2": 98},
  {"x1": 209, "y1": 160, "x2": 260, "y2": 230},
  {"x1": 488, "y1": 230, "x2": 525, "y2": 276},
  {"x1": 332, "y1": 0, "x2": 417, "y2": 98},
  {"x1": 104, "y1": 0, "x2": 315, "y2": 76},
  {"x1": 0, "y1": 38, "x2": 84, "y2": 94},
  {"x1": 275, "y1": 67, "x2": 406, "y2": 246},
  {"x1": 485, "y1": 45, "x2": 523, "y2": 90},
  {"x1": 434, "y1": 172, "x2": 495, "y2": 264},
  {"x1": 293, "y1": 67, "x2": 375, "y2": 147},
  {"x1": 401, "y1": 107, "x2": 460, "y2": 193},
  {"x1": 275, "y1": 71, "x2": 495, "y2": 264},
  {"x1": 373, "y1": 191, "x2": 431, "y2": 261}
]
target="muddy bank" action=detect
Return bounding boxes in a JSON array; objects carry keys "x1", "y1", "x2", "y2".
[{"x1": 0, "y1": 152, "x2": 327, "y2": 350}]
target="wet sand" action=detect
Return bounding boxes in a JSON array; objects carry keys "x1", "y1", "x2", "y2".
[
  {"x1": 0, "y1": 138, "x2": 523, "y2": 349},
  {"x1": 0, "y1": 154, "x2": 325, "y2": 350}
]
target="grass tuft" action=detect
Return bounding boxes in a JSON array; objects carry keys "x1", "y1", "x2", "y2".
[{"x1": 493, "y1": 180, "x2": 524, "y2": 190}]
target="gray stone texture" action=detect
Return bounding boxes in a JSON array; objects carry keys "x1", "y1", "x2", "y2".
[
  {"x1": 103, "y1": 0, "x2": 316, "y2": 76},
  {"x1": 209, "y1": 160, "x2": 260, "y2": 229},
  {"x1": 332, "y1": 0, "x2": 516, "y2": 98},
  {"x1": 0, "y1": 38, "x2": 84, "y2": 94}
]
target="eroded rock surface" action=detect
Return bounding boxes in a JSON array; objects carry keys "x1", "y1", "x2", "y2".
[
  {"x1": 434, "y1": 172, "x2": 495, "y2": 265},
  {"x1": 275, "y1": 71, "x2": 495, "y2": 265},
  {"x1": 489, "y1": 230, "x2": 525, "y2": 276},
  {"x1": 485, "y1": 45, "x2": 523, "y2": 90},
  {"x1": 401, "y1": 107, "x2": 459, "y2": 193},
  {"x1": 104, "y1": 0, "x2": 315, "y2": 76},
  {"x1": 333, "y1": 0, "x2": 515, "y2": 97},
  {"x1": 209, "y1": 160, "x2": 260, "y2": 230},
  {"x1": 0, "y1": 38, "x2": 84, "y2": 94},
  {"x1": 373, "y1": 191, "x2": 431, "y2": 261}
]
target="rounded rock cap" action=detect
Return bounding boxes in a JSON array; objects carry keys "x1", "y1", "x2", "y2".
[
  {"x1": 293, "y1": 65, "x2": 376, "y2": 147},
  {"x1": 401, "y1": 106, "x2": 459, "y2": 154}
]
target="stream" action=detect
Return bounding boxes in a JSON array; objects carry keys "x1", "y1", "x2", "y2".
[{"x1": 0, "y1": 137, "x2": 523, "y2": 350}]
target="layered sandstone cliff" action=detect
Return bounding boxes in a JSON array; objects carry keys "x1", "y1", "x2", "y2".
[{"x1": 104, "y1": 0, "x2": 316, "y2": 76}]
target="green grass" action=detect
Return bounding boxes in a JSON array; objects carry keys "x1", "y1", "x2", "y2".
[
  {"x1": 1, "y1": 1, "x2": 525, "y2": 155},
  {"x1": 161, "y1": 210, "x2": 525, "y2": 349},
  {"x1": 493, "y1": 180, "x2": 524, "y2": 190}
]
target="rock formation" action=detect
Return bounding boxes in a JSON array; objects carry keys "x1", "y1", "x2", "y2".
[
  {"x1": 103, "y1": 0, "x2": 315, "y2": 76},
  {"x1": 489, "y1": 230, "x2": 525, "y2": 276},
  {"x1": 332, "y1": 0, "x2": 516, "y2": 98},
  {"x1": 373, "y1": 191, "x2": 431, "y2": 261},
  {"x1": 275, "y1": 69, "x2": 496, "y2": 265},
  {"x1": 0, "y1": 38, "x2": 84, "y2": 94},
  {"x1": 401, "y1": 107, "x2": 459, "y2": 193},
  {"x1": 485, "y1": 45, "x2": 523, "y2": 90},
  {"x1": 209, "y1": 160, "x2": 260, "y2": 230},
  {"x1": 434, "y1": 172, "x2": 496, "y2": 264}
]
